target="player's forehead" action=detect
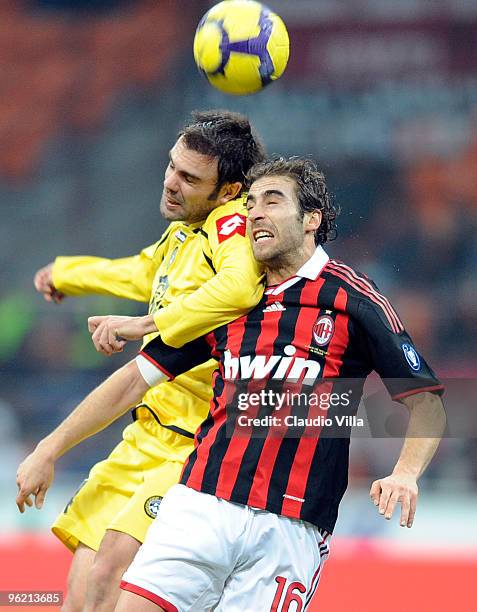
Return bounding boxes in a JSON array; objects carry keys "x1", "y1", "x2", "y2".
[
  {"x1": 248, "y1": 175, "x2": 297, "y2": 202},
  {"x1": 169, "y1": 137, "x2": 218, "y2": 182}
]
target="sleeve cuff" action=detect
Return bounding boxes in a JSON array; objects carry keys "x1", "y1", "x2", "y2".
[
  {"x1": 51, "y1": 257, "x2": 66, "y2": 291},
  {"x1": 391, "y1": 384, "x2": 445, "y2": 401},
  {"x1": 135, "y1": 354, "x2": 170, "y2": 387}
]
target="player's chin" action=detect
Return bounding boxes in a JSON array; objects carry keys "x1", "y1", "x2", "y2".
[
  {"x1": 252, "y1": 241, "x2": 276, "y2": 261},
  {"x1": 160, "y1": 201, "x2": 186, "y2": 221}
]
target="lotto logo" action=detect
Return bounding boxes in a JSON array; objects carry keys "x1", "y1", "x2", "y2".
[{"x1": 216, "y1": 214, "x2": 246, "y2": 242}]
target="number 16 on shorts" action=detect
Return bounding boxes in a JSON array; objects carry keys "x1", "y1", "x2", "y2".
[{"x1": 271, "y1": 577, "x2": 306, "y2": 612}]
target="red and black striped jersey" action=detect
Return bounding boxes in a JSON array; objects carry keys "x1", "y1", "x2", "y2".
[{"x1": 140, "y1": 249, "x2": 443, "y2": 533}]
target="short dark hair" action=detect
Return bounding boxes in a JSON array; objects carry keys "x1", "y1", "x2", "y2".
[
  {"x1": 245, "y1": 157, "x2": 339, "y2": 245},
  {"x1": 179, "y1": 110, "x2": 266, "y2": 189}
]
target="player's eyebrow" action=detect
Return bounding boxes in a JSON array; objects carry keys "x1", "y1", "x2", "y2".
[
  {"x1": 263, "y1": 189, "x2": 286, "y2": 199},
  {"x1": 247, "y1": 189, "x2": 286, "y2": 204}
]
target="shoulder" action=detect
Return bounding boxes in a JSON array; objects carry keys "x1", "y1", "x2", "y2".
[
  {"x1": 323, "y1": 259, "x2": 374, "y2": 292},
  {"x1": 203, "y1": 196, "x2": 247, "y2": 231},
  {"x1": 202, "y1": 195, "x2": 248, "y2": 243},
  {"x1": 322, "y1": 259, "x2": 404, "y2": 333}
]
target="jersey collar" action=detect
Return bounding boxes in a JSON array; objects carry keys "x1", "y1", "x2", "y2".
[
  {"x1": 296, "y1": 245, "x2": 329, "y2": 280},
  {"x1": 187, "y1": 219, "x2": 206, "y2": 231},
  {"x1": 265, "y1": 246, "x2": 329, "y2": 295}
]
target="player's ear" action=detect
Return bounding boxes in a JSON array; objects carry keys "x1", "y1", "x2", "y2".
[
  {"x1": 305, "y1": 210, "x2": 322, "y2": 233},
  {"x1": 218, "y1": 181, "x2": 242, "y2": 204}
]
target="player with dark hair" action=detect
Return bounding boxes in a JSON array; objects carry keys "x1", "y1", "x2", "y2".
[
  {"x1": 17, "y1": 110, "x2": 266, "y2": 612},
  {"x1": 93, "y1": 157, "x2": 443, "y2": 611},
  {"x1": 247, "y1": 156, "x2": 338, "y2": 245},
  {"x1": 180, "y1": 110, "x2": 264, "y2": 193},
  {"x1": 87, "y1": 156, "x2": 339, "y2": 352}
]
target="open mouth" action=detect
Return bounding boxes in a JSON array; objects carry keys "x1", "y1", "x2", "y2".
[
  {"x1": 253, "y1": 229, "x2": 274, "y2": 243},
  {"x1": 165, "y1": 197, "x2": 182, "y2": 207}
]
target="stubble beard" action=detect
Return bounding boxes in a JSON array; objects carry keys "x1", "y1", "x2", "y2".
[{"x1": 159, "y1": 193, "x2": 187, "y2": 221}]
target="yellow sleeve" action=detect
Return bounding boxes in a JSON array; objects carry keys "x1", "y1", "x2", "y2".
[
  {"x1": 52, "y1": 228, "x2": 173, "y2": 302},
  {"x1": 153, "y1": 199, "x2": 265, "y2": 347}
]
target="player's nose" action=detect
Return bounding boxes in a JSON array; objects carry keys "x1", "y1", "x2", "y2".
[
  {"x1": 248, "y1": 204, "x2": 265, "y2": 223},
  {"x1": 164, "y1": 170, "x2": 179, "y2": 192}
]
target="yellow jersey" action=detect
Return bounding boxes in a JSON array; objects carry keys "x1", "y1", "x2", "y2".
[{"x1": 52, "y1": 197, "x2": 264, "y2": 435}]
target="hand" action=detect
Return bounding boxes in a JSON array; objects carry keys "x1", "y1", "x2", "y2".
[
  {"x1": 34, "y1": 262, "x2": 65, "y2": 304},
  {"x1": 16, "y1": 448, "x2": 55, "y2": 513},
  {"x1": 88, "y1": 314, "x2": 156, "y2": 356},
  {"x1": 369, "y1": 472, "x2": 418, "y2": 528}
]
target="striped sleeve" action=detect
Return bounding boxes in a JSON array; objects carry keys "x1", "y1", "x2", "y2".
[{"x1": 356, "y1": 299, "x2": 444, "y2": 400}]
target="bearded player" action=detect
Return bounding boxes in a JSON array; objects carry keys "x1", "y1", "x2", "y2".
[
  {"x1": 117, "y1": 158, "x2": 445, "y2": 610},
  {"x1": 17, "y1": 110, "x2": 265, "y2": 612},
  {"x1": 19, "y1": 157, "x2": 445, "y2": 610}
]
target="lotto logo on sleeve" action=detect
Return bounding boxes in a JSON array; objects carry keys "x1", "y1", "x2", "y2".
[{"x1": 216, "y1": 214, "x2": 247, "y2": 243}]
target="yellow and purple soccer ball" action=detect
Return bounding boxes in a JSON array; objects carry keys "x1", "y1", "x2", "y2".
[{"x1": 193, "y1": 0, "x2": 290, "y2": 95}]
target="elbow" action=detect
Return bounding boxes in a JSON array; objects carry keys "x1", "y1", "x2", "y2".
[
  {"x1": 427, "y1": 392, "x2": 446, "y2": 431},
  {"x1": 406, "y1": 391, "x2": 447, "y2": 437},
  {"x1": 435, "y1": 395, "x2": 447, "y2": 431},
  {"x1": 118, "y1": 360, "x2": 150, "y2": 407}
]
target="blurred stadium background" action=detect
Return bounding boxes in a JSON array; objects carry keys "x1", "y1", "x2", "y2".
[{"x1": 0, "y1": 0, "x2": 476, "y2": 610}]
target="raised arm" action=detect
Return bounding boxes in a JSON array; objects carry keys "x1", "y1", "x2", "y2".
[
  {"x1": 87, "y1": 202, "x2": 264, "y2": 354},
  {"x1": 152, "y1": 227, "x2": 263, "y2": 347},
  {"x1": 34, "y1": 231, "x2": 172, "y2": 304}
]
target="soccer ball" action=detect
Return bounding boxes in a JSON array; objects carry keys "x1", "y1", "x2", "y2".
[{"x1": 193, "y1": 0, "x2": 290, "y2": 95}]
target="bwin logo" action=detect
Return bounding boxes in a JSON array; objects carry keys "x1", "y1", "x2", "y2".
[{"x1": 223, "y1": 345, "x2": 321, "y2": 386}]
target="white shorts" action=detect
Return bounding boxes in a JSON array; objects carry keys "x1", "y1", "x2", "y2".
[{"x1": 121, "y1": 484, "x2": 330, "y2": 612}]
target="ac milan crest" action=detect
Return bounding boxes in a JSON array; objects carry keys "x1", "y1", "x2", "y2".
[{"x1": 313, "y1": 315, "x2": 334, "y2": 346}]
